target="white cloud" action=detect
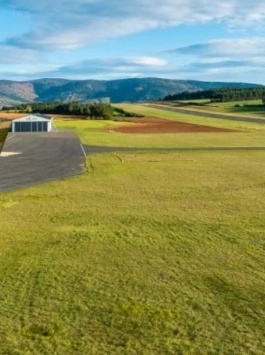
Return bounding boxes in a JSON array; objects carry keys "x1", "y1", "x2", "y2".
[
  {"x1": 3, "y1": 0, "x2": 265, "y2": 50},
  {"x1": 171, "y1": 38, "x2": 265, "y2": 60},
  {"x1": 0, "y1": 45, "x2": 39, "y2": 64},
  {"x1": 30, "y1": 56, "x2": 167, "y2": 79},
  {"x1": 164, "y1": 37, "x2": 265, "y2": 84},
  {"x1": 123, "y1": 57, "x2": 166, "y2": 66},
  {"x1": 2, "y1": 1, "x2": 265, "y2": 83}
]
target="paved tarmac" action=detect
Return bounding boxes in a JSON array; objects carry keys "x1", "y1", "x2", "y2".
[
  {"x1": 1, "y1": 130, "x2": 265, "y2": 193},
  {"x1": 0, "y1": 131, "x2": 86, "y2": 192},
  {"x1": 0, "y1": 131, "x2": 152, "y2": 192}
]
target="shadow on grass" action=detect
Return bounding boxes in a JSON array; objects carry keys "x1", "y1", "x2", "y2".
[
  {"x1": 230, "y1": 104, "x2": 265, "y2": 116},
  {"x1": 0, "y1": 123, "x2": 11, "y2": 153}
]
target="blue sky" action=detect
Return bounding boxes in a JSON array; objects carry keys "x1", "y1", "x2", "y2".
[{"x1": 1, "y1": 0, "x2": 265, "y2": 83}]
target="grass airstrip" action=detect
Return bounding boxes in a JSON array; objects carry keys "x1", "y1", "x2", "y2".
[
  {"x1": 1, "y1": 105, "x2": 265, "y2": 354},
  {"x1": 155, "y1": 99, "x2": 265, "y2": 117}
]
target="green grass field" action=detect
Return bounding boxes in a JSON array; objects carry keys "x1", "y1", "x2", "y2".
[
  {"x1": 159, "y1": 99, "x2": 265, "y2": 117},
  {"x1": 1, "y1": 107, "x2": 265, "y2": 354},
  {"x1": 118, "y1": 103, "x2": 265, "y2": 123},
  {"x1": 56, "y1": 105, "x2": 265, "y2": 150}
]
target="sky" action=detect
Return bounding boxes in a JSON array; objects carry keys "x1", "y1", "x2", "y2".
[{"x1": 1, "y1": 0, "x2": 265, "y2": 84}]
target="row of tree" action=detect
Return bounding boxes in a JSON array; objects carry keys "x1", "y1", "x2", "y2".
[
  {"x1": 164, "y1": 87, "x2": 265, "y2": 103},
  {"x1": 2, "y1": 102, "x2": 117, "y2": 119},
  {"x1": 2, "y1": 102, "x2": 144, "y2": 120}
]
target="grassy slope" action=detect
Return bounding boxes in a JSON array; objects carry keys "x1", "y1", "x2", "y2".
[
  {"x1": 157, "y1": 99, "x2": 265, "y2": 117},
  {"x1": 215, "y1": 100, "x2": 265, "y2": 116},
  {"x1": 1, "y1": 107, "x2": 265, "y2": 353},
  {"x1": 117, "y1": 103, "x2": 265, "y2": 126}
]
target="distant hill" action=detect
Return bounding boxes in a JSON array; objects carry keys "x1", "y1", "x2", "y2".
[{"x1": 0, "y1": 78, "x2": 262, "y2": 105}]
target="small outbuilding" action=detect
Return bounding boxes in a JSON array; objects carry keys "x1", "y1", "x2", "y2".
[{"x1": 11, "y1": 113, "x2": 54, "y2": 133}]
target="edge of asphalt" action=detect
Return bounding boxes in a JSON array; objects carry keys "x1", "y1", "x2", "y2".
[{"x1": 2, "y1": 129, "x2": 265, "y2": 193}]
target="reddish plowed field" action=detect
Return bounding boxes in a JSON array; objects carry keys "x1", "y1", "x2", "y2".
[
  {"x1": 0, "y1": 112, "x2": 26, "y2": 120},
  {"x1": 111, "y1": 117, "x2": 235, "y2": 134}
]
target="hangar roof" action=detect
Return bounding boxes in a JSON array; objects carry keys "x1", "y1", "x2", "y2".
[{"x1": 12, "y1": 114, "x2": 52, "y2": 122}]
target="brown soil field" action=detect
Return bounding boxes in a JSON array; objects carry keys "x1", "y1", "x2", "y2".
[
  {"x1": 110, "y1": 117, "x2": 236, "y2": 134},
  {"x1": 0, "y1": 112, "x2": 26, "y2": 121},
  {"x1": 0, "y1": 112, "x2": 84, "y2": 121}
]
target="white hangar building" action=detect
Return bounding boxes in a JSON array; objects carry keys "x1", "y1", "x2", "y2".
[{"x1": 11, "y1": 114, "x2": 54, "y2": 133}]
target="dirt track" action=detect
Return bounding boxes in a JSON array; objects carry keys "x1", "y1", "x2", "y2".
[
  {"x1": 110, "y1": 117, "x2": 235, "y2": 134},
  {"x1": 0, "y1": 112, "x2": 26, "y2": 120}
]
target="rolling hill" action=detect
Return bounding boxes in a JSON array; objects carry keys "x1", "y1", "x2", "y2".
[{"x1": 0, "y1": 78, "x2": 262, "y2": 105}]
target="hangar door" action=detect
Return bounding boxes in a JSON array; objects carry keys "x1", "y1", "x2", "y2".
[{"x1": 14, "y1": 121, "x2": 48, "y2": 132}]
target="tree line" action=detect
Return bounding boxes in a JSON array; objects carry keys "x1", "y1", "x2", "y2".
[
  {"x1": 1, "y1": 102, "x2": 142, "y2": 120},
  {"x1": 163, "y1": 87, "x2": 265, "y2": 103},
  {"x1": 2, "y1": 102, "x2": 115, "y2": 119}
]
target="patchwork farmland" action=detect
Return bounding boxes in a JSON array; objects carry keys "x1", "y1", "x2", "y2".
[{"x1": 1, "y1": 105, "x2": 265, "y2": 354}]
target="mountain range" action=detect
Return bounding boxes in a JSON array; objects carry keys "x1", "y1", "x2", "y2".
[{"x1": 0, "y1": 78, "x2": 262, "y2": 106}]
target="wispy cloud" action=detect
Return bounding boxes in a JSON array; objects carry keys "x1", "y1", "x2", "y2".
[
  {"x1": 22, "y1": 56, "x2": 168, "y2": 80},
  {"x1": 164, "y1": 38, "x2": 265, "y2": 83},
  {"x1": 3, "y1": 0, "x2": 265, "y2": 50},
  {"x1": 0, "y1": 45, "x2": 39, "y2": 64},
  {"x1": 168, "y1": 38, "x2": 265, "y2": 60},
  {"x1": 2, "y1": 1, "x2": 265, "y2": 82}
]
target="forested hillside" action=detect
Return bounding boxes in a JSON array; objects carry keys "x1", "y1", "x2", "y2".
[
  {"x1": 0, "y1": 78, "x2": 262, "y2": 105},
  {"x1": 163, "y1": 87, "x2": 265, "y2": 102}
]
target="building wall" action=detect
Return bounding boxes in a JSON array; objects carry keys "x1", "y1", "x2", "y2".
[{"x1": 12, "y1": 119, "x2": 53, "y2": 132}]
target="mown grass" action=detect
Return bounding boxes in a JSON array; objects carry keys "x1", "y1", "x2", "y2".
[
  {"x1": 56, "y1": 104, "x2": 265, "y2": 149},
  {"x1": 209, "y1": 99, "x2": 263, "y2": 108},
  {"x1": 4, "y1": 105, "x2": 264, "y2": 151},
  {"x1": 205, "y1": 100, "x2": 265, "y2": 117},
  {"x1": 178, "y1": 99, "x2": 211, "y2": 104},
  {"x1": 56, "y1": 118, "x2": 265, "y2": 149},
  {"x1": 117, "y1": 103, "x2": 265, "y2": 128},
  {"x1": 1, "y1": 106, "x2": 265, "y2": 353},
  {"x1": 1, "y1": 149, "x2": 265, "y2": 354},
  {"x1": 157, "y1": 99, "x2": 265, "y2": 117},
  {"x1": 176, "y1": 99, "x2": 262, "y2": 108}
]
